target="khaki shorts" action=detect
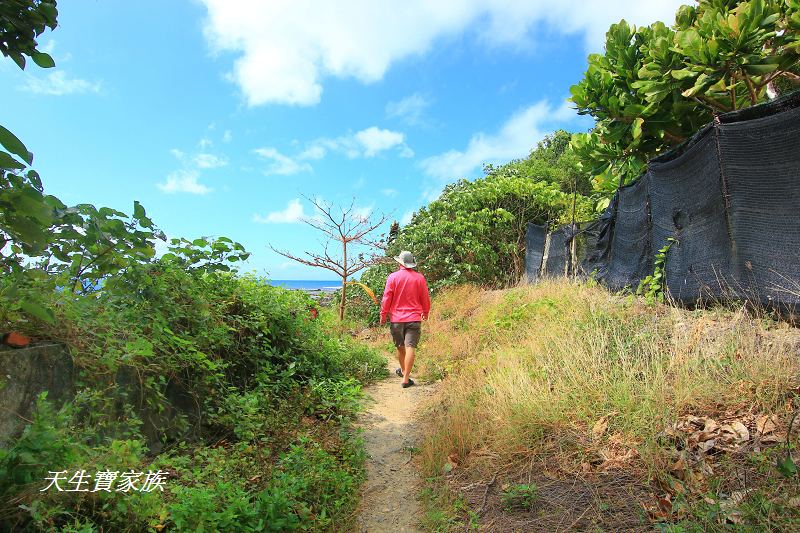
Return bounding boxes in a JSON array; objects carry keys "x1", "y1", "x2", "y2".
[{"x1": 390, "y1": 321, "x2": 421, "y2": 348}]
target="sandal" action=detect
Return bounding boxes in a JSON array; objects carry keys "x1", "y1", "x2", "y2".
[
  {"x1": 402, "y1": 379, "x2": 415, "y2": 389},
  {"x1": 395, "y1": 368, "x2": 403, "y2": 377}
]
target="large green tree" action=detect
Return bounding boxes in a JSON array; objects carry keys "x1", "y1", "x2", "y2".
[
  {"x1": 358, "y1": 134, "x2": 594, "y2": 298},
  {"x1": 571, "y1": 0, "x2": 800, "y2": 199}
]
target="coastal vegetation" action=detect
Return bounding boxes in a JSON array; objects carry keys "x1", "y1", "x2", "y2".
[
  {"x1": 2, "y1": 0, "x2": 800, "y2": 531},
  {"x1": 1, "y1": 4, "x2": 385, "y2": 530},
  {"x1": 344, "y1": 129, "x2": 595, "y2": 326}
]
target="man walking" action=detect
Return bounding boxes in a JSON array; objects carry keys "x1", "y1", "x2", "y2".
[{"x1": 380, "y1": 250, "x2": 431, "y2": 388}]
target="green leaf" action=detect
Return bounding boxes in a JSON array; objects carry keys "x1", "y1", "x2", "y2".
[
  {"x1": 632, "y1": 118, "x2": 644, "y2": 140},
  {"x1": 31, "y1": 52, "x2": 55, "y2": 68},
  {"x1": 670, "y1": 68, "x2": 698, "y2": 80},
  {"x1": 125, "y1": 338, "x2": 154, "y2": 358},
  {"x1": 27, "y1": 169, "x2": 43, "y2": 190},
  {"x1": 8, "y1": 216, "x2": 49, "y2": 249},
  {"x1": 759, "y1": 13, "x2": 780, "y2": 28},
  {"x1": 0, "y1": 126, "x2": 32, "y2": 165},
  {"x1": 742, "y1": 63, "x2": 779, "y2": 76},
  {"x1": 0, "y1": 151, "x2": 25, "y2": 170},
  {"x1": 20, "y1": 299, "x2": 56, "y2": 325},
  {"x1": 10, "y1": 53, "x2": 25, "y2": 70},
  {"x1": 133, "y1": 200, "x2": 146, "y2": 220},
  {"x1": 98, "y1": 207, "x2": 127, "y2": 218},
  {"x1": 39, "y1": 2, "x2": 58, "y2": 24},
  {"x1": 1, "y1": 283, "x2": 19, "y2": 300}
]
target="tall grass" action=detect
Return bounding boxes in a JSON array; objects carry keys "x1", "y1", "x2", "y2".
[{"x1": 418, "y1": 280, "x2": 800, "y2": 477}]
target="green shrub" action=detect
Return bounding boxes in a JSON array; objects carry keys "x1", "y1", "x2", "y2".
[
  {"x1": 0, "y1": 394, "x2": 82, "y2": 497},
  {"x1": 0, "y1": 262, "x2": 386, "y2": 530},
  {"x1": 258, "y1": 436, "x2": 363, "y2": 530}
]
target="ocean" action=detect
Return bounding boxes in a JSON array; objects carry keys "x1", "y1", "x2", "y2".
[{"x1": 267, "y1": 279, "x2": 341, "y2": 291}]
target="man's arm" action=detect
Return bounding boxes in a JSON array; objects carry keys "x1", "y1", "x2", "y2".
[
  {"x1": 420, "y1": 276, "x2": 431, "y2": 320},
  {"x1": 380, "y1": 275, "x2": 394, "y2": 324}
]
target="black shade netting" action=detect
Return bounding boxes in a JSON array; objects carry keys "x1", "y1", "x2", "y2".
[
  {"x1": 719, "y1": 100, "x2": 800, "y2": 307},
  {"x1": 578, "y1": 198, "x2": 617, "y2": 281},
  {"x1": 523, "y1": 89, "x2": 800, "y2": 310},
  {"x1": 573, "y1": 220, "x2": 603, "y2": 278},
  {"x1": 604, "y1": 173, "x2": 653, "y2": 291},
  {"x1": 649, "y1": 131, "x2": 734, "y2": 304},
  {"x1": 525, "y1": 223, "x2": 546, "y2": 283},
  {"x1": 543, "y1": 224, "x2": 573, "y2": 278}
]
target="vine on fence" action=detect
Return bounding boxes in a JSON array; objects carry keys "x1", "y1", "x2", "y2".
[{"x1": 637, "y1": 237, "x2": 677, "y2": 303}]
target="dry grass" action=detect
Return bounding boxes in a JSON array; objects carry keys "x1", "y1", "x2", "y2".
[{"x1": 415, "y1": 279, "x2": 800, "y2": 530}]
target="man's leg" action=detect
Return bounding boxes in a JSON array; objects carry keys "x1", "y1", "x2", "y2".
[
  {"x1": 390, "y1": 323, "x2": 405, "y2": 376},
  {"x1": 402, "y1": 346, "x2": 415, "y2": 384},
  {"x1": 402, "y1": 322, "x2": 421, "y2": 385},
  {"x1": 396, "y1": 345, "x2": 406, "y2": 374}
]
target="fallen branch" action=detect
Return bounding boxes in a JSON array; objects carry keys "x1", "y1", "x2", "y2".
[{"x1": 478, "y1": 472, "x2": 499, "y2": 516}]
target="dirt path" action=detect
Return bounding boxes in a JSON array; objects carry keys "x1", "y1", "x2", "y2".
[{"x1": 355, "y1": 355, "x2": 436, "y2": 532}]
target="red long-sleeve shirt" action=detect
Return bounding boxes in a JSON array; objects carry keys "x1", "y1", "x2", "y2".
[{"x1": 380, "y1": 267, "x2": 431, "y2": 323}]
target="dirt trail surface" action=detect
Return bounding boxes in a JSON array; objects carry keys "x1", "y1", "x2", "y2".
[{"x1": 355, "y1": 356, "x2": 437, "y2": 532}]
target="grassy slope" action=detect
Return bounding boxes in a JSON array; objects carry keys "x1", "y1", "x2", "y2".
[{"x1": 414, "y1": 281, "x2": 800, "y2": 531}]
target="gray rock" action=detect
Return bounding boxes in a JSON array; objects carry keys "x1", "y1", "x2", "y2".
[{"x1": 0, "y1": 343, "x2": 74, "y2": 448}]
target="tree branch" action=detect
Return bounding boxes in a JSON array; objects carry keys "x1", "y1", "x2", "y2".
[{"x1": 269, "y1": 245, "x2": 344, "y2": 277}]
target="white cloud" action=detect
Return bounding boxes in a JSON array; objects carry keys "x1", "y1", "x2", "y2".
[
  {"x1": 382, "y1": 188, "x2": 398, "y2": 197},
  {"x1": 253, "y1": 198, "x2": 306, "y2": 223},
  {"x1": 420, "y1": 100, "x2": 576, "y2": 182},
  {"x1": 305, "y1": 126, "x2": 411, "y2": 160},
  {"x1": 198, "y1": 138, "x2": 213, "y2": 149},
  {"x1": 199, "y1": 0, "x2": 684, "y2": 107},
  {"x1": 298, "y1": 144, "x2": 326, "y2": 160},
  {"x1": 194, "y1": 153, "x2": 228, "y2": 169},
  {"x1": 157, "y1": 169, "x2": 212, "y2": 195},
  {"x1": 254, "y1": 147, "x2": 312, "y2": 176},
  {"x1": 355, "y1": 127, "x2": 409, "y2": 157},
  {"x1": 386, "y1": 93, "x2": 431, "y2": 125},
  {"x1": 222, "y1": 130, "x2": 233, "y2": 143},
  {"x1": 251, "y1": 126, "x2": 411, "y2": 176},
  {"x1": 171, "y1": 147, "x2": 229, "y2": 169},
  {"x1": 20, "y1": 71, "x2": 102, "y2": 96},
  {"x1": 158, "y1": 144, "x2": 225, "y2": 194}
]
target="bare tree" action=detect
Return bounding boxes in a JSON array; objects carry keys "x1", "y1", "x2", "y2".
[{"x1": 270, "y1": 196, "x2": 390, "y2": 320}]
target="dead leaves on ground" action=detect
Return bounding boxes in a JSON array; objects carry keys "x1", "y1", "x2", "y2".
[
  {"x1": 584, "y1": 412, "x2": 641, "y2": 472},
  {"x1": 646, "y1": 411, "x2": 790, "y2": 524},
  {"x1": 582, "y1": 410, "x2": 786, "y2": 477},
  {"x1": 657, "y1": 411, "x2": 784, "y2": 489},
  {"x1": 665, "y1": 412, "x2": 784, "y2": 455}
]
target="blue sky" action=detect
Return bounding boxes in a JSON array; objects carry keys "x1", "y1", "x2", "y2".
[{"x1": 0, "y1": 0, "x2": 685, "y2": 279}]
